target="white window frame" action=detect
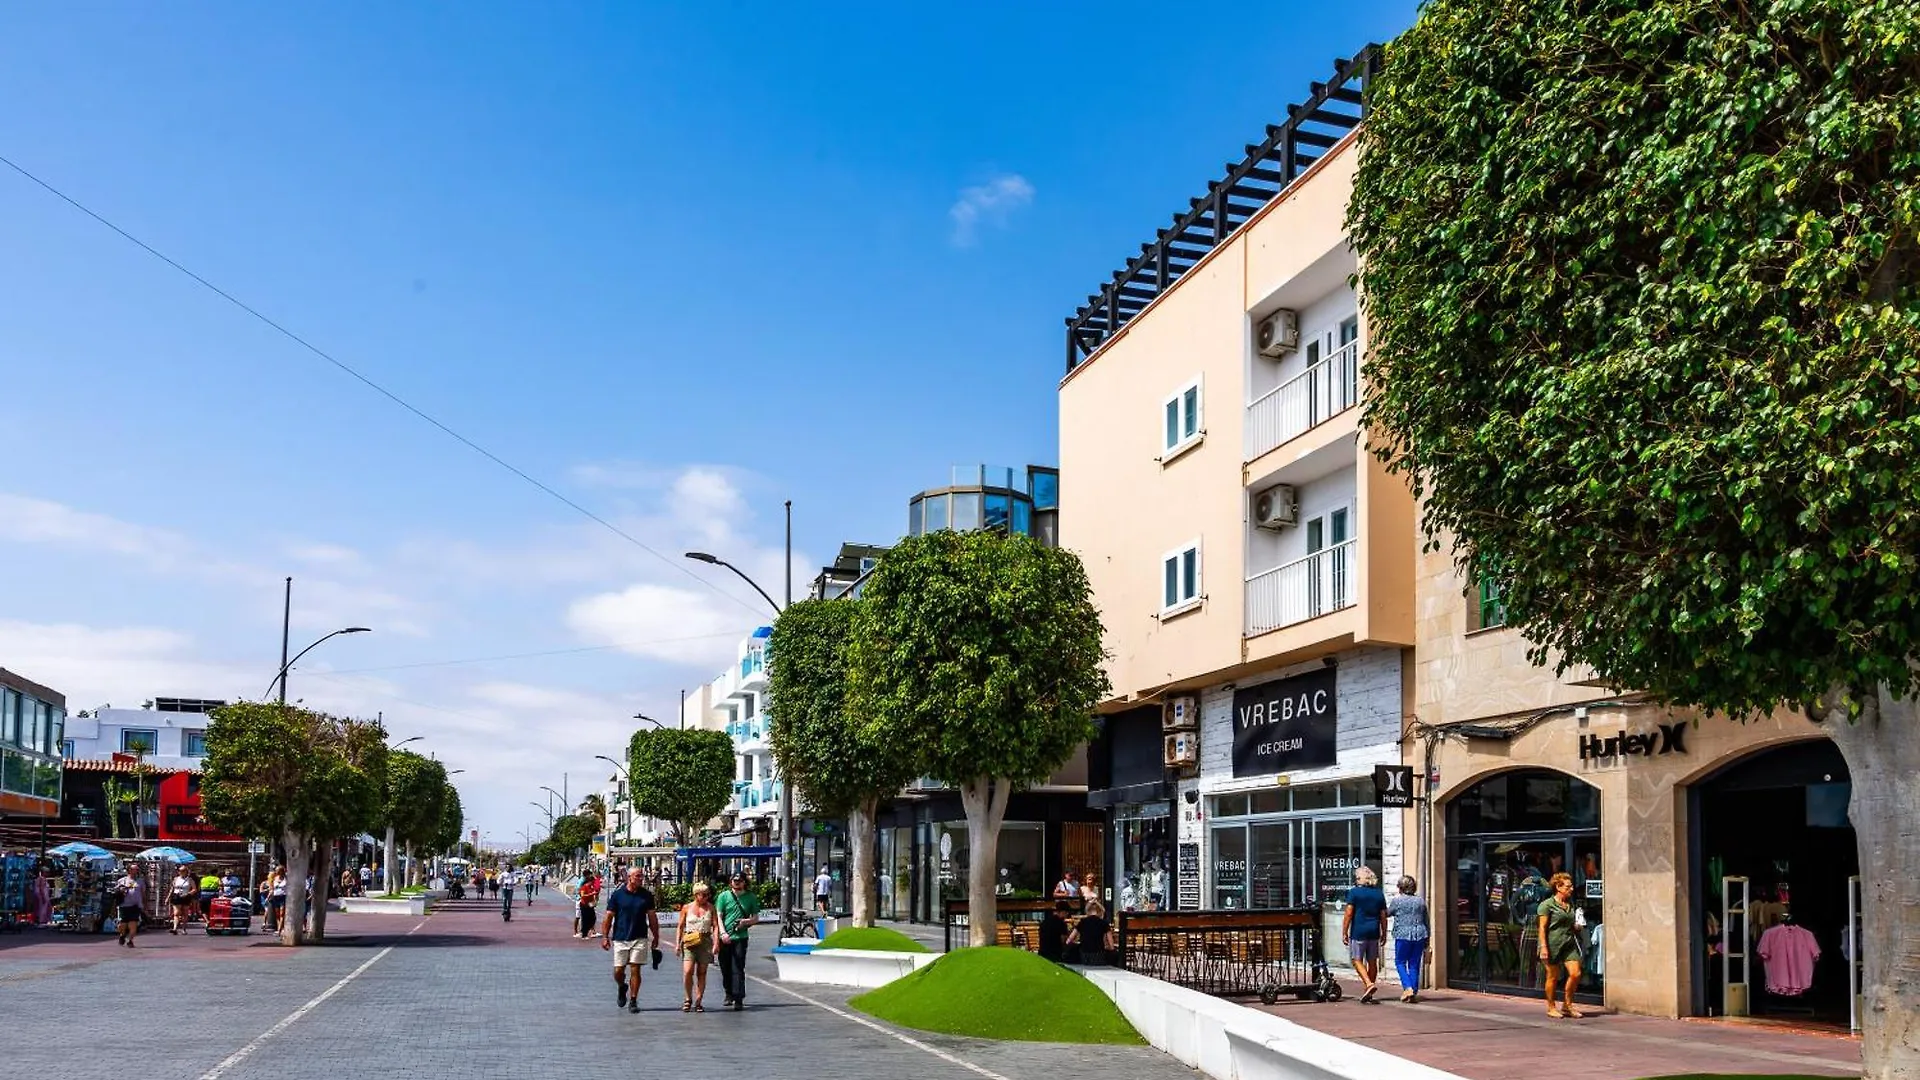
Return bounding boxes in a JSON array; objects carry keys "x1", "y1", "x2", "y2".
[
  {"x1": 1160, "y1": 376, "x2": 1205, "y2": 464},
  {"x1": 1159, "y1": 539, "x2": 1204, "y2": 618},
  {"x1": 182, "y1": 729, "x2": 208, "y2": 757},
  {"x1": 120, "y1": 728, "x2": 158, "y2": 755}
]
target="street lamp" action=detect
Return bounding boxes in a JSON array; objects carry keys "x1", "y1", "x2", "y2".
[
  {"x1": 389, "y1": 735, "x2": 423, "y2": 749},
  {"x1": 529, "y1": 801, "x2": 555, "y2": 828},
  {"x1": 685, "y1": 500, "x2": 797, "y2": 914},
  {"x1": 266, "y1": 626, "x2": 373, "y2": 703},
  {"x1": 633, "y1": 711, "x2": 670, "y2": 730}
]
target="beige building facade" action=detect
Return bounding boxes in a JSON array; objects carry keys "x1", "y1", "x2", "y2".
[
  {"x1": 1412, "y1": 544, "x2": 1858, "y2": 1023},
  {"x1": 1062, "y1": 50, "x2": 1417, "y2": 951}
]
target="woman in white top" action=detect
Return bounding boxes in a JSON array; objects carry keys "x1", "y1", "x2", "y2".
[{"x1": 169, "y1": 868, "x2": 199, "y2": 934}]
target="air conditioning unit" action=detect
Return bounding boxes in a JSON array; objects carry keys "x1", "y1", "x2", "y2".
[
  {"x1": 1257, "y1": 309, "x2": 1300, "y2": 358},
  {"x1": 1162, "y1": 695, "x2": 1199, "y2": 731},
  {"x1": 1164, "y1": 731, "x2": 1199, "y2": 768},
  {"x1": 1253, "y1": 484, "x2": 1298, "y2": 530}
]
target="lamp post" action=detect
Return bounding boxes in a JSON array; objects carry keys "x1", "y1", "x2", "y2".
[
  {"x1": 597, "y1": 754, "x2": 634, "y2": 849},
  {"x1": 266, "y1": 584, "x2": 372, "y2": 704},
  {"x1": 685, "y1": 497, "x2": 796, "y2": 914}
]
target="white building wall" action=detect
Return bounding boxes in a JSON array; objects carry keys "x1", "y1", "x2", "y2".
[{"x1": 69, "y1": 707, "x2": 212, "y2": 771}]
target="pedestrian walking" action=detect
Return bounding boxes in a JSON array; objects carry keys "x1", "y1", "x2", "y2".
[
  {"x1": 600, "y1": 866, "x2": 660, "y2": 1014},
  {"x1": 1388, "y1": 875, "x2": 1430, "y2": 1002},
  {"x1": 267, "y1": 868, "x2": 288, "y2": 934},
  {"x1": 168, "y1": 866, "x2": 198, "y2": 934},
  {"x1": 676, "y1": 882, "x2": 719, "y2": 1012},
  {"x1": 487, "y1": 870, "x2": 499, "y2": 898},
  {"x1": 1342, "y1": 866, "x2": 1389, "y2": 1004},
  {"x1": 339, "y1": 867, "x2": 356, "y2": 901},
  {"x1": 1537, "y1": 871, "x2": 1585, "y2": 1018},
  {"x1": 715, "y1": 872, "x2": 761, "y2": 1010},
  {"x1": 813, "y1": 868, "x2": 832, "y2": 913},
  {"x1": 576, "y1": 868, "x2": 602, "y2": 939},
  {"x1": 115, "y1": 864, "x2": 145, "y2": 948},
  {"x1": 499, "y1": 865, "x2": 517, "y2": 920},
  {"x1": 358, "y1": 864, "x2": 372, "y2": 895}
]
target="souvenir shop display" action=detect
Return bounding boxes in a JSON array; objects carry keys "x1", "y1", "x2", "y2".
[
  {"x1": 0, "y1": 853, "x2": 35, "y2": 928},
  {"x1": 50, "y1": 853, "x2": 117, "y2": 933}
]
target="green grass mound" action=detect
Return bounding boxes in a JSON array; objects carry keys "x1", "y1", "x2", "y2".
[
  {"x1": 817, "y1": 926, "x2": 929, "y2": 953},
  {"x1": 851, "y1": 947, "x2": 1142, "y2": 1045}
]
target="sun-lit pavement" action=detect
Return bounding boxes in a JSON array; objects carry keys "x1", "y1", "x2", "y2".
[
  {"x1": 1259, "y1": 977, "x2": 1860, "y2": 1080},
  {"x1": 0, "y1": 892, "x2": 1197, "y2": 1080}
]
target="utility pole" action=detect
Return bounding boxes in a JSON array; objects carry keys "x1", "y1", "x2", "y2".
[{"x1": 278, "y1": 577, "x2": 292, "y2": 704}]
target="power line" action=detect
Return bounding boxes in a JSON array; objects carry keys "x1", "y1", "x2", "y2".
[
  {"x1": 0, "y1": 152, "x2": 761, "y2": 618},
  {"x1": 322, "y1": 631, "x2": 743, "y2": 675}
]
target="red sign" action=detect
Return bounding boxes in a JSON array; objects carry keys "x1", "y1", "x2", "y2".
[{"x1": 156, "y1": 773, "x2": 241, "y2": 842}]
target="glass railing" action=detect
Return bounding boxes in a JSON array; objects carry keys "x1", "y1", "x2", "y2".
[
  {"x1": 0, "y1": 746, "x2": 61, "y2": 803},
  {"x1": 1244, "y1": 539, "x2": 1357, "y2": 637},
  {"x1": 1245, "y1": 340, "x2": 1360, "y2": 461}
]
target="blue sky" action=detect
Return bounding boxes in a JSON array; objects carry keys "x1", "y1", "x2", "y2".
[{"x1": 0, "y1": 1, "x2": 1419, "y2": 841}]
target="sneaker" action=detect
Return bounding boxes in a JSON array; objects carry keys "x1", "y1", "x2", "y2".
[
  {"x1": 617, "y1": 986, "x2": 628, "y2": 1008},
  {"x1": 627, "y1": 1001, "x2": 639, "y2": 1014}
]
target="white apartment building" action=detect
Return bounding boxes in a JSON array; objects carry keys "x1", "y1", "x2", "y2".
[
  {"x1": 1060, "y1": 49, "x2": 1415, "y2": 954},
  {"x1": 65, "y1": 698, "x2": 224, "y2": 770}
]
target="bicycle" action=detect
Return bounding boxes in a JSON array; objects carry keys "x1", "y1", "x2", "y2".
[{"x1": 779, "y1": 908, "x2": 819, "y2": 939}]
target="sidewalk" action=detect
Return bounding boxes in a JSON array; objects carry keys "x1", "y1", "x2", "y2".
[{"x1": 1259, "y1": 980, "x2": 1860, "y2": 1080}]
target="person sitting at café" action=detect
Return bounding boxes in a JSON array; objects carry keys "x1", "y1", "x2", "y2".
[{"x1": 1066, "y1": 900, "x2": 1116, "y2": 967}]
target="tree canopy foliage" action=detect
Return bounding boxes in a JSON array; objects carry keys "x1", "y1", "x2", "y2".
[
  {"x1": 527, "y1": 811, "x2": 597, "y2": 866},
  {"x1": 848, "y1": 530, "x2": 1109, "y2": 786},
  {"x1": 431, "y1": 782, "x2": 463, "y2": 854},
  {"x1": 771, "y1": 599, "x2": 918, "y2": 818},
  {"x1": 627, "y1": 727, "x2": 734, "y2": 846},
  {"x1": 1348, "y1": 0, "x2": 1920, "y2": 715},
  {"x1": 201, "y1": 702, "x2": 387, "y2": 844},
  {"x1": 383, "y1": 749, "x2": 449, "y2": 849}
]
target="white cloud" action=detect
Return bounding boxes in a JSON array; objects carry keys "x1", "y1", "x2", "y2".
[
  {"x1": 949, "y1": 173, "x2": 1035, "y2": 247},
  {"x1": 0, "y1": 619, "x2": 261, "y2": 710},
  {"x1": 0, "y1": 493, "x2": 195, "y2": 567},
  {"x1": 566, "y1": 584, "x2": 754, "y2": 667}
]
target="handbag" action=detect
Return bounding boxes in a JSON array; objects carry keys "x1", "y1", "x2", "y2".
[{"x1": 681, "y1": 906, "x2": 711, "y2": 948}]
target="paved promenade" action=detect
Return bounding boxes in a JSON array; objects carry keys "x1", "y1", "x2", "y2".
[
  {"x1": 1260, "y1": 976, "x2": 1860, "y2": 1080},
  {"x1": 0, "y1": 892, "x2": 1195, "y2": 1080}
]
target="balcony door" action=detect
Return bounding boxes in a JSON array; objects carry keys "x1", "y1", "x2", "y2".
[{"x1": 1304, "y1": 507, "x2": 1351, "y2": 616}]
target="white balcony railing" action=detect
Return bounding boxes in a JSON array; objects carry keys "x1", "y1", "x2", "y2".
[
  {"x1": 1245, "y1": 341, "x2": 1359, "y2": 461},
  {"x1": 1244, "y1": 539, "x2": 1356, "y2": 637}
]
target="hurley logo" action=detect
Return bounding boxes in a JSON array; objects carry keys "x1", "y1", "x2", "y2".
[{"x1": 1579, "y1": 723, "x2": 1688, "y2": 761}]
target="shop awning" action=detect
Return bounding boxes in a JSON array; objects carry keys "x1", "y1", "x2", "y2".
[{"x1": 1087, "y1": 780, "x2": 1172, "y2": 808}]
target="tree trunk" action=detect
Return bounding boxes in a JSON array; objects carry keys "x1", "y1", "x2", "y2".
[
  {"x1": 281, "y1": 832, "x2": 311, "y2": 947},
  {"x1": 406, "y1": 843, "x2": 418, "y2": 888},
  {"x1": 310, "y1": 841, "x2": 333, "y2": 941},
  {"x1": 384, "y1": 825, "x2": 397, "y2": 896},
  {"x1": 848, "y1": 797, "x2": 879, "y2": 928},
  {"x1": 1818, "y1": 686, "x2": 1920, "y2": 1080},
  {"x1": 958, "y1": 777, "x2": 1013, "y2": 948}
]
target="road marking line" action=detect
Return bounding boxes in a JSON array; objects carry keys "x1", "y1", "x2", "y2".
[
  {"x1": 199, "y1": 946, "x2": 394, "y2": 1080},
  {"x1": 750, "y1": 975, "x2": 1014, "y2": 1080}
]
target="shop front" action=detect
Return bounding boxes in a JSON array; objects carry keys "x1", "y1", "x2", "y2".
[
  {"x1": 874, "y1": 790, "x2": 1105, "y2": 923},
  {"x1": 1425, "y1": 704, "x2": 1853, "y2": 1020},
  {"x1": 1087, "y1": 704, "x2": 1176, "y2": 912}
]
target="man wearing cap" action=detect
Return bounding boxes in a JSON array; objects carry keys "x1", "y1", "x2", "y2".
[
  {"x1": 715, "y1": 873, "x2": 762, "y2": 1010},
  {"x1": 601, "y1": 866, "x2": 661, "y2": 1014}
]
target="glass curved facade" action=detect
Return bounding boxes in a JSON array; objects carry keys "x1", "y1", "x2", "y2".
[{"x1": 907, "y1": 464, "x2": 1059, "y2": 546}]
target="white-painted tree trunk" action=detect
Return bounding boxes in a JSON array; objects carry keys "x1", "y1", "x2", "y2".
[
  {"x1": 958, "y1": 777, "x2": 1012, "y2": 948},
  {"x1": 1819, "y1": 687, "x2": 1920, "y2": 1080},
  {"x1": 280, "y1": 832, "x2": 311, "y2": 947},
  {"x1": 848, "y1": 797, "x2": 879, "y2": 927},
  {"x1": 384, "y1": 825, "x2": 397, "y2": 896},
  {"x1": 405, "y1": 843, "x2": 417, "y2": 888}
]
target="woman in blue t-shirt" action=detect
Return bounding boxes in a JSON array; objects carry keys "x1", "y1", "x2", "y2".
[{"x1": 1341, "y1": 866, "x2": 1390, "y2": 1003}]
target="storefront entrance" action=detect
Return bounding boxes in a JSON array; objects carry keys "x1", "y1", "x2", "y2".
[
  {"x1": 1447, "y1": 769, "x2": 1604, "y2": 1004},
  {"x1": 1692, "y1": 739, "x2": 1857, "y2": 1024}
]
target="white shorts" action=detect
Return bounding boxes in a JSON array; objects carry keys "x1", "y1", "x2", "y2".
[{"x1": 611, "y1": 939, "x2": 649, "y2": 968}]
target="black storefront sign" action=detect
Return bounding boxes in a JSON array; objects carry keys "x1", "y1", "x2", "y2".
[
  {"x1": 1374, "y1": 764, "x2": 1415, "y2": 808},
  {"x1": 1578, "y1": 723, "x2": 1687, "y2": 761},
  {"x1": 1176, "y1": 842, "x2": 1200, "y2": 910},
  {"x1": 1231, "y1": 668, "x2": 1338, "y2": 777}
]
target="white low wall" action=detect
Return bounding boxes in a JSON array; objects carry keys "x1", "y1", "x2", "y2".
[
  {"x1": 773, "y1": 948, "x2": 938, "y2": 988},
  {"x1": 339, "y1": 895, "x2": 427, "y2": 916},
  {"x1": 1079, "y1": 968, "x2": 1466, "y2": 1080}
]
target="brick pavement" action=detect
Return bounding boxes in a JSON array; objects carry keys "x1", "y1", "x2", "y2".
[
  {"x1": 0, "y1": 891, "x2": 1200, "y2": 1080},
  {"x1": 1256, "y1": 978, "x2": 1860, "y2": 1080}
]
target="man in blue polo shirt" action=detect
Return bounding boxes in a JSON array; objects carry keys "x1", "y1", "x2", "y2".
[{"x1": 600, "y1": 866, "x2": 661, "y2": 1014}]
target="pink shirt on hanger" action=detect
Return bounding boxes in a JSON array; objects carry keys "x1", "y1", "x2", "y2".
[{"x1": 1757, "y1": 923, "x2": 1821, "y2": 996}]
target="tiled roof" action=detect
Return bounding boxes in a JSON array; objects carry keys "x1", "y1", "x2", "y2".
[{"x1": 61, "y1": 758, "x2": 197, "y2": 775}]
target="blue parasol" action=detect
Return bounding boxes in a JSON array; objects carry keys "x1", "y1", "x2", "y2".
[
  {"x1": 137, "y1": 846, "x2": 197, "y2": 864},
  {"x1": 47, "y1": 841, "x2": 112, "y2": 859}
]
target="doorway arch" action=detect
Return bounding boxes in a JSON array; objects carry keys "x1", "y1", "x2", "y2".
[{"x1": 1445, "y1": 768, "x2": 1604, "y2": 1004}]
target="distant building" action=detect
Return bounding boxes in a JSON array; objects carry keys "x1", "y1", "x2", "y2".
[{"x1": 62, "y1": 698, "x2": 240, "y2": 842}]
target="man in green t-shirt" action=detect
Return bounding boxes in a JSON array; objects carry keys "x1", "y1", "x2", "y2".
[{"x1": 714, "y1": 873, "x2": 762, "y2": 1011}]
